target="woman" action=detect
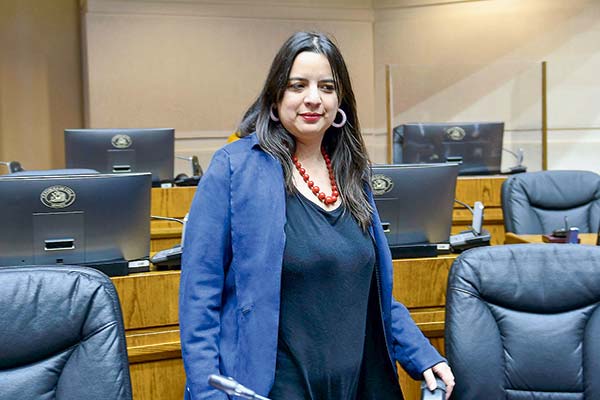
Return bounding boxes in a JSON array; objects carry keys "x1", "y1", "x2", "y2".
[{"x1": 179, "y1": 31, "x2": 454, "y2": 400}]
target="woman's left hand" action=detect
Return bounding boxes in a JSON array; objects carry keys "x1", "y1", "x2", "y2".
[{"x1": 423, "y1": 362, "x2": 455, "y2": 399}]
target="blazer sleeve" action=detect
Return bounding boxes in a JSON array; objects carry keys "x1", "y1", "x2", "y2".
[
  {"x1": 390, "y1": 299, "x2": 445, "y2": 380},
  {"x1": 179, "y1": 149, "x2": 232, "y2": 400},
  {"x1": 366, "y1": 185, "x2": 445, "y2": 380}
]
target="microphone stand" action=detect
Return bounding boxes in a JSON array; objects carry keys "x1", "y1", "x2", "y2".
[{"x1": 208, "y1": 374, "x2": 271, "y2": 400}]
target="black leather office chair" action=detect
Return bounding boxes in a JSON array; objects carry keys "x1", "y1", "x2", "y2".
[
  {"x1": 501, "y1": 170, "x2": 600, "y2": 234},
  {"x1": 0, "y1": 265, "x2": 133, "y2": 400},
  {"x1": 445, "y1": 244, "x2": 600, "y2": 399}
]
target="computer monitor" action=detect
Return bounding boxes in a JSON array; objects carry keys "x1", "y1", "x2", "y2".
[
  {"x1": 0, "y1": 172, "x2": 152, "y2": 276},
  {"x1": 394, "y1": 122, "x2": 504, "y2": 175},
  {"x1": 371, "y1": 163, "x2": 459, "y2": 257},
  {"x1": 65, "y1": 128, "x2": 175, "y2": 183}
]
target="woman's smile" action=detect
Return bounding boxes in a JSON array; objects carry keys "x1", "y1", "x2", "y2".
[{"x1": 299, "y1": 112, "x2": 323, "y2": 123}]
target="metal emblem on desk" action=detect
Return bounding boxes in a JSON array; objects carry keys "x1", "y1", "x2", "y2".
[
  {"x1": 111, "y1": 134, "x2": 132, "y2": 149},
  {"x1": 40, "y1": 186, "x2": 76, "y2": 209},
  {"x1": 446, "y1": 126, "x2": 466, "y2": 141},
  {"x1": 371, "y1": 174, "x2": 393, "y2": 195}
]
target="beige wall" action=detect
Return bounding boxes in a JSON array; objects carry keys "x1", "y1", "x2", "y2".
[
  {"x1": 373, "y1": 0, "x2": 600, "y2": 171},
  {"x1": 0, "y1": 0, "x2": 83, "y2": 170},
  {"x1": 6, "y1": 0, "x2": 597, "y2": 172},
  {"x1": 82, "y1": 0, "x2": 376, "y2": 174}
]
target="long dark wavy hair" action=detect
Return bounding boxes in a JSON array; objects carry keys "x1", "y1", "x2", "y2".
[{"x1": 239, "y1": 31, "x2": 373, "y2": 230}]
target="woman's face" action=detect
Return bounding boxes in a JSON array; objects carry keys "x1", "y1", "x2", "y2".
[{"x1": 277, "y1": 51, "x2": 339, "y2": 143}]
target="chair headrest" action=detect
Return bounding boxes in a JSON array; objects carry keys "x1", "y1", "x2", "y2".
[
  {"x1": 509, "y1": 170, "x2": 600, "y2": 209},
  {"x1": 450, "y1": 244, "x2": 600, "y2": 313}
]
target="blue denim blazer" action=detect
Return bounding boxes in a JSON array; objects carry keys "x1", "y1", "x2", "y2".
[{"x1": 179, "y1": 135, "x2": 444, "y2": 399}]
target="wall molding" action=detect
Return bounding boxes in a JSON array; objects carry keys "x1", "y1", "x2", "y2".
[
  {"x1": 175, "y1": 130, "x2": 232, "y2": 140},
  {"x1": 82, "y1": 0, "x2": 374, "y2": 22},
  {"x1": 373, "y1": 0, "x2": 489, "y2": 10}
]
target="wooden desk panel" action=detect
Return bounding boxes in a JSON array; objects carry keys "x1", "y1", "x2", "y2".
[
  {"x1": 112, "y1": 271, "x2": 182, "y2": 400},
  {"x1": 393, "y1": 255, "x2": 456, "y2": 309},
  {"x1": 393, "y1": 255, "x2": 455, "y2": 399},
  {"x1": 452, "y1": 176, "x2": 506, "y2": 245},
  {"x1": 129, "y1": 358, "x2": 186, "y2": 400},
  {"x1": 150, "y1": 187, "x2": 196, "y2": 251},
  {"x1": 453, "y1": 175, "x2": 505, "y2": 207},
  {"x1": 112, "y1": 270, "x2": 180, "y2": 330},
  {"x1": 151, "y1": 187, "x2": 196, "y2": 218}
]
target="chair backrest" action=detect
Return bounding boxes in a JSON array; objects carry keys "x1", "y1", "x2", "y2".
[
  {"x1": 501, "y1": 170, "x2": 600, "y2": 234},
  {"x1": 0, "y1": 265, "x2": 133, "y2": 400},
  {"x1": 445, "y1": 244, "x2": 600, "y2": 399}
]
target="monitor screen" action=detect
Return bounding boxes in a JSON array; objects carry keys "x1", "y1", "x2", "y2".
[
  {"x1": 0, "y1": 173, "x2": 151, "y2": 276},
  {"x1": 65, "y1": 128, "x2": 175, "y2": 183},
  {"x1": 394, "y1": 122, "x2": 504, "y2": 175},
  {"x1": 371, "y1": 163, "x2": 459, "y2": 247}
]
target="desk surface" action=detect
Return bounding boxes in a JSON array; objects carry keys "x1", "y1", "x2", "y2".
[{"x1": 505, "y1": 232, "x2": 598, "y2": 245}]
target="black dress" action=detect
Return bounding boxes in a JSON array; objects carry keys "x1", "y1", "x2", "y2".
[{"x1": 268, "y1": 192, "x2": 403, "y2": 400}]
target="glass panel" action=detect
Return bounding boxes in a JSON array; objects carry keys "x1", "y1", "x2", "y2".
[
  {"x1": 546, "y1": 56, "x2": 600, "y2": 173},
  {"x1": 388, "y1": 62, "x2": 542, "y2": 173}
]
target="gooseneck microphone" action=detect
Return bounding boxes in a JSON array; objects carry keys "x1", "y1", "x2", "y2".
[{"x1": 208, "y1": 374, "x2": 271, "y2": 400}]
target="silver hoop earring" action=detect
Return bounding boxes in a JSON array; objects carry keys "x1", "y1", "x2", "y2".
[
  {"x1": 270, "y1": 107, "x2": 279, "y2": 122},
  {"x1": 331, "y1": 109, "x2": 347, "y2": 128}
]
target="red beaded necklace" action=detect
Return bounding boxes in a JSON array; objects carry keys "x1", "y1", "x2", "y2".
[{"x1": 292, "y1": 147, "x2": 339, "y2": 206}]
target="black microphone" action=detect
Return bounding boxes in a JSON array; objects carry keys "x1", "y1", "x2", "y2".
[
  {"x1": 0, "y1": 161, "x2": 24, "y2": 173},
  {"x1": 191, "y1": 155, "x2": 203, "y2": 177},
  {"x1": 502, "y1": 147, "x2": 527, "y2": 174},
  {"x1": 208, "y1": 374, "x2": 271, "y2": 400}
]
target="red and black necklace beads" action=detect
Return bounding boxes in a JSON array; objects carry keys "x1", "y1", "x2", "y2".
[{"x1": 292, "y1": 147, "x2": 339, "y2": 206}]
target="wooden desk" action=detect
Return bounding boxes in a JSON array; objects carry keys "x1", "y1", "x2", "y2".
[
  {"x1": 150, "y1": 175, "x2": 508, "y2": 251},
  {"x1": 112, "y1": 253, "x2": 456, "y2": 400},
  {"x1": 150, "y1": 187, "x2": 196, "y2": 253},
  {"x1": 111, "y1": 271, "x2": 183, "y2": 400},
  {"x1": 127, "y1": 176, "x2": 505, "y2": 400},
  {"x1": 393, "y1": 254, "x2": 456, "y2": 399},
  {"x1": 505, "y1": 232, "x2": 598, "y2": 245},
  {"x1": 451, "y1": 175, "x2": 506, "y2": 245}
]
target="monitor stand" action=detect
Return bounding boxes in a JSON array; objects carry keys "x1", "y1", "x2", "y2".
[
  {"x1": 389, "y1": 243, "x2": 438, "y2": 259},
  {"x1": 75, "y1": 259, "x2": 130, "y2": 277}
]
